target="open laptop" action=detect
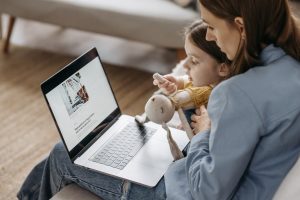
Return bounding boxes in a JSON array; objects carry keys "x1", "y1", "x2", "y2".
[{"x1": 41, "y1": 47, "x2": 189, "y2": 187}]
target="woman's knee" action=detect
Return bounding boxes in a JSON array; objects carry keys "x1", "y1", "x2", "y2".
[
  {"x1": 48, "y1": 142, "x2": 71, "y2": 169},
  {"x1": 50, "y1": 142, "x2": 68, "y2": 158}
]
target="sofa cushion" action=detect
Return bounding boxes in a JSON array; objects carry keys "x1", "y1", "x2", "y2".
[
  {"x1": 0, "y1": 0, "x2": 199, "y2": 48},
  {"x1": 50, "y1": 184, "x2": 102, "y2": 200},
  {"x1": 171, "y1": 0, "x2": 193, "y2": 7},
  {"x1": 273, "y1": 156, "x2": 300, "y2": 200}
]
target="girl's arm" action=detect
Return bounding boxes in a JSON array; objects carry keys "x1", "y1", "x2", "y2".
[{"x1": 153, "y1": 74, "x2": 188, "y2": 94}]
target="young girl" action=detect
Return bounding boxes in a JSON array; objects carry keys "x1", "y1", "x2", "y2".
[{"x1": 153, "y1": 20, "x2": 230, "y2": 127}]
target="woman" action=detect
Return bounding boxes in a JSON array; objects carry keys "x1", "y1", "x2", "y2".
[
  {"x1": 166, "y1": 0, "x2": 300, "y2": 199},
  {"x1": 18, "y1": 0, "x2": 300, "y2": 199}
]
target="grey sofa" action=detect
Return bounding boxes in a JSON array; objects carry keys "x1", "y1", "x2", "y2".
[{"x1": 0, "y1": 0, "x2": 199, "y2": 56}]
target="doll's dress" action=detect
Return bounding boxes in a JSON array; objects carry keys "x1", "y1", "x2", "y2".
[{"x1": 169, "y1": 82, "x2": 213, "y2": 124}]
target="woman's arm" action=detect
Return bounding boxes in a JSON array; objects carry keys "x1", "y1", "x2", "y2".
[{"x1": 186, "y1": 81, "x2": 264, "y2": 199}]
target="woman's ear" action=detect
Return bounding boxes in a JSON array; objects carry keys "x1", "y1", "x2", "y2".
[
  {"x1": 218, "y1": 63, "x2": 230, "y2": 78},
  {"x1": 234, "y1": 17, "x2": 246, "y2": 40}
]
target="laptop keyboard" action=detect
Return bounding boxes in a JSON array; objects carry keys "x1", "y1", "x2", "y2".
[{"x1": 90, "y1": 122, "x2": 156, "y2": 170}]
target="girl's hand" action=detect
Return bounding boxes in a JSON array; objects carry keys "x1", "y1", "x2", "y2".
[
  {"x1": 190, "y1": 105, "x2": 211, "y2": 134},
  {"x1": 153, "y1": 74, "x2": 178, "y2": 95}
]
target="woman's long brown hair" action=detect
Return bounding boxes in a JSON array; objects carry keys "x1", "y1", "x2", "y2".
[{"x1": 199, "y1": 0, "x2": 300, "y2": 75}]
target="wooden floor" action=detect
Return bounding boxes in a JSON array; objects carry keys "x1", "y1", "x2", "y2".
[{"x1": 0, "y1": 44, "x2": 156, "y2": 200}]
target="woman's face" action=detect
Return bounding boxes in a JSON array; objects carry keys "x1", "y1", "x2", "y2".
[
  {"x1": 184, "y1": 35, "x2": 223, "y2": 87},
  {"x1": 199, "y1": 3, "x2": 242, "y2": 60}
]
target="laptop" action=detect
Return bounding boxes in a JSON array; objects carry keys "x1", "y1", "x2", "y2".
[{"x1": 41, "y1": 47, "x2": 189, "y2": 187}]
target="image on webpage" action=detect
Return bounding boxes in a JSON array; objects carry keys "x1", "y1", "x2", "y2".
[{"x1": 60, "y1": 72, "x2": 89, "y2": 116}]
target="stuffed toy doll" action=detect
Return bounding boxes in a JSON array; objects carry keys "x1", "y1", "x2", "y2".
[{"x1": 135, "y1": 83, "x2": 211, "y2": 160}]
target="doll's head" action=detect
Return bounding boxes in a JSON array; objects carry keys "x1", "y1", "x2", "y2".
[{"x1": 145, "y1": 95, "x2": 175, "y2": 124}]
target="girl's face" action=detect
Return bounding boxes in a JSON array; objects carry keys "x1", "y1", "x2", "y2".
[
  {"x1": 184, "y1": 35, "x2": 224, "y2": 87},
  {"x1": 199, "y1": 3, "x2": 243, "y2": 60}
]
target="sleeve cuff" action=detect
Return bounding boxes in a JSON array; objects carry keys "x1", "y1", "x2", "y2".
[{"x1": 189, "y1": 130, "x2": 210, "y2": 153}]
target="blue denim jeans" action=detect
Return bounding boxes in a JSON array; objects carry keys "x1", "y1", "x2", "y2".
[
  {"x1": 183, "y1": 108, "x2": 195, "y2": 125},
  {"x1": 17, "y1": 142, "x2": 166, "y2": 200}
]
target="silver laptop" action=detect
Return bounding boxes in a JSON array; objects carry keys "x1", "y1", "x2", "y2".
[{"x1": 41, "y1": 47, "x2": 189, "y2": 187}]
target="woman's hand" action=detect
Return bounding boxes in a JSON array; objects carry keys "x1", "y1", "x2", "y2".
[
  {"x1": 190, "y1": 105, "x2": 211, "y2": 134},
  {"x1": 153, "y1": 74, "x2": 179, "y2": 95}
]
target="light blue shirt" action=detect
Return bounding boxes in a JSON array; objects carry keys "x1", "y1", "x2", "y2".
[{"x1": 165, "y1": 44, "x2": 300, "y2": 200}]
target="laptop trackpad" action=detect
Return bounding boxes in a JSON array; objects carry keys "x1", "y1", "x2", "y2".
[
  {"x1": 119, "y1": 138, "x2": 173, "y2": 187},
  {"x1": 136, "y1": 138, "x2": 173, "y2": 167}
]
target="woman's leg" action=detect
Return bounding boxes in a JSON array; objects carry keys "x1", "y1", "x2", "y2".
[{"x1": 17, "y1": 142, "x2": 166, "y2": 200}]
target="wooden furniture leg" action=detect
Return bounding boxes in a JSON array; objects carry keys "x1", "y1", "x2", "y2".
[
  {"x1": 3, "y1": 16, "x2": 16, "y2": 54},
  {"x1": 176, "y1": 48, "x2": 186, "y2": 61},
  {"x1": 0, "y1": 15, "x2": 2, "y2": 40}
]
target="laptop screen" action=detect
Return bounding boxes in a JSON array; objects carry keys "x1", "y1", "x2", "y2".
[{"x1": 41, "y1": 48, "x2": 120, "y2": 159}]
